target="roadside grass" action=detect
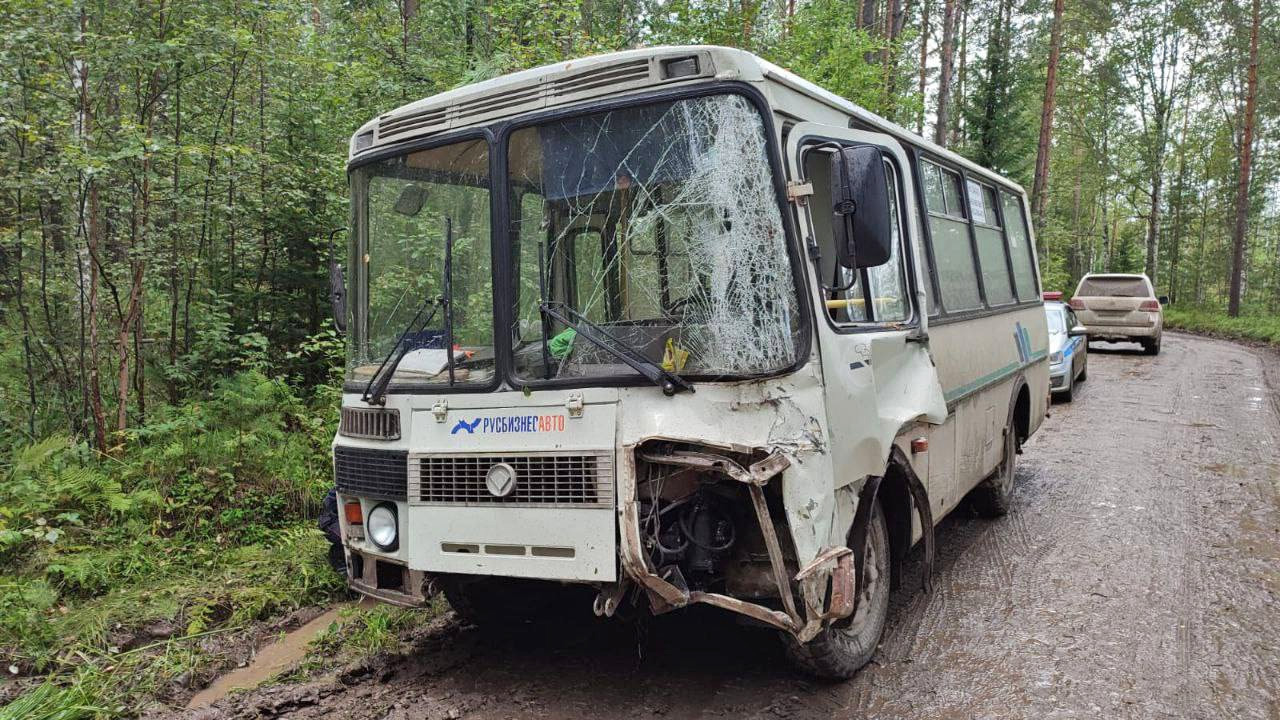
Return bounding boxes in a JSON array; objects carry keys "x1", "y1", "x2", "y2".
[
  {"x1": 1164, "y1": 306, "x2": 1280, "y2": 345},
  {"x1": 0, "y1": 371, "x2": 347, "y2": 717},
  {"x1": 281, "y1": 600, "x2": 445, "y2": 683}
]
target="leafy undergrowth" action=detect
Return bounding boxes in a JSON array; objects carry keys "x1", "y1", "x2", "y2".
[
  {"x1": 0, "y1": 372, "x2": 347, "y2": 718},
  {"x1": 1164, "y1": 306, "x2": 1280, "y2": 345},
  {"x1": 277, "y1": 600, "x2": 447, "y2": 685}
]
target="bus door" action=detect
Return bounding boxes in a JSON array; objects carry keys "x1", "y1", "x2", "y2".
[{"x1": 785, "y1": 123, "x2": 947, "y2": 500}]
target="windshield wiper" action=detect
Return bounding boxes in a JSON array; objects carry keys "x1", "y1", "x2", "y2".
[
  {"x1": 361, "y1": 296, "x2": 444, "y2": 405},
  {"x1": 538, "y1": 301, "x2": 693, "y2": 397},
  {"x1": 362, "y1": 217, "x2": 456, "y2": 405}
]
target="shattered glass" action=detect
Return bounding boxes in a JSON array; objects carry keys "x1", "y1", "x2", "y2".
[{"x1": 508, "y1": 94, "x2": 801, "y2": 381}]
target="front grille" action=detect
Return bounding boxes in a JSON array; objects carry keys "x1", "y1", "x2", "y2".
[
  {"x1": 339, "y1": 407, "x2": 401, "y2": 440},
  {"x1": 412, "y1": 452, "x2": 614, "y2": 508},
  {"x1": 334, "y1": 447, "x2": 408, "y2": 501}
]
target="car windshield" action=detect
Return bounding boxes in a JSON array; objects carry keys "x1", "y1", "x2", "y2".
[
  {"x1": 1076, "y1": 276, "x2": 1150, "y2": 297},
  {"x1": 505, "y1": 93, "x2": 802, "y2": 382},
  {"x1": 1045, "y1": 305, "x2": 1067, "y2": 334},
  {"x1": 347, "y1": 139, "x2": 494, "y2": 388}
]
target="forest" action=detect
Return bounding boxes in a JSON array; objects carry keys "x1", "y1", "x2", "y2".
[{"x1": 0, "y1": 0, "x2": 1275, "y2": 716}]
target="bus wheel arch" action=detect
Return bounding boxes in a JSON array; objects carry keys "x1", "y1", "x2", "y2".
[
  {"x1": 877, "y1": 455, "x2": 915, "y2": 592},
  {"x1": 1012, "y1": 378, "x2": 1031, "y2": 447},
  {"x1": 974, "y1": 375, "x2": 1029, "y2": 517}
]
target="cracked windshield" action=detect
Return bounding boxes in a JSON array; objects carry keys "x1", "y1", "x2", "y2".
[
  {"x1": 348, "y1": 139, "x2": 493, "y2": 387},
  {"x1": 508, "y1": 93, "x2": 802, "y2": 382}
]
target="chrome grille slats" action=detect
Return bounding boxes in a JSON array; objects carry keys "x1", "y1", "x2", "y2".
[
  {"x1": 334, "y1": 447, "x2": 408, "y2": 500},
  {"x1": 411, "y1": 451, "x2": 614, "y2": 508},
  {"x1": 339, "y1": 407, "x2": 401, "y2": 440}
]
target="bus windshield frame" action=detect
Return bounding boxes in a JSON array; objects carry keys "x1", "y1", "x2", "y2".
[{"x1": 343, "y1": 85, "x2": 810, "y2": 395}]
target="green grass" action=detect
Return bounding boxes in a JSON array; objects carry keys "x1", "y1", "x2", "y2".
[
  {"x1": 281, "y1": 601, "x2": 443, "y2": 683},
  {"x1": 1164, "y1": 306, "x2": 1280, "y2": 345},
  {"x1": 0, "y1": 371, "x2": 348, "y2": 717}
]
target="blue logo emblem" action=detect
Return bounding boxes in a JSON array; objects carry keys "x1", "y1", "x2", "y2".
[
  {"x1": 450, "y1": 418, "x2": 481, "y2": 435},
  {"x1": 1012, "y1": 322, "x2": 1031, "y2": 363}
]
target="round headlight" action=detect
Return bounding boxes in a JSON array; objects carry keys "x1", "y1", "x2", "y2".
[{"x1": 367, "y1": 503, "x2": 398, "y2": 551}]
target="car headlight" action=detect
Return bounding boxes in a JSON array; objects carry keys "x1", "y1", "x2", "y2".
[
  {"x1": 1050, "y1": 351, "x2": 1063, "y2": 364},
  {"x1": 367, "y1": 503, "x2": 399, "y2": 551}
]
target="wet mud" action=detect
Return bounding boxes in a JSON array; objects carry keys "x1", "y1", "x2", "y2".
[{"x1": 167, "y1": 333, "x2": 1280, "y2": 719}]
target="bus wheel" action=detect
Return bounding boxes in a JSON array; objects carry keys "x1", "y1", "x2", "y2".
[
  {"x1": 973, "y1": 418, "x2": 1017, "y2": 517},
  {"x1": 784, "y1": 501, "x2": 890, "y2": 679}
]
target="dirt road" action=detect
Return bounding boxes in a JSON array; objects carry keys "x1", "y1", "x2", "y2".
[{"x1": 183, "y1": 333, "x2": 1280, "y2": 720}]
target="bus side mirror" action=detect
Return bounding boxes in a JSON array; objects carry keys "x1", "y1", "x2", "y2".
[
  {"x1": 329, "y1": 260, "x2": 347, "y2": 334},
  {"x1": 831, "y1": 145, "x2": 893, "y2": 269},
  {"x1": 326, "y1": 227, "x2": 347, "y2": 333}
]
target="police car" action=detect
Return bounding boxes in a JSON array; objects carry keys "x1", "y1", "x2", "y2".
[{"x1": 1044, "y1": 292, "x2": 1088, "y2": 401}]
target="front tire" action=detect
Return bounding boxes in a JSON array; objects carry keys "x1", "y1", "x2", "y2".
[
  {"x1": 1060, "y1": 373, "x2": 1075, "y2": 402},
  {"x1": 784, "y1": 501, "x2": 891, "y2": 680}
]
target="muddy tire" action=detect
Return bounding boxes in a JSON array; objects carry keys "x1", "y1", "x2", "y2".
[
  {"x1": 1077, "y1": 357, "x2": 1088, "y2": 382},
  {"x1": 1144, "y1": 335, "x2": 1162, "y2": 355},
  {"x1": 784, "y1": 502, "x2": 890, "y2": 680},
  {"x1": 972, "y1": 418, "x2": 1017, "y2": 517}
]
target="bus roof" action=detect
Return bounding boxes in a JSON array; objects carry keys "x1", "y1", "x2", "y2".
[{"x1": 348, "y1": 45, "x2": 1023, "y2": 193}]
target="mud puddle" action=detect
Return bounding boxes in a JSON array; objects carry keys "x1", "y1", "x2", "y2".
[{"x1": 187, "y1": 598, "x2": 374, "y2": 708}]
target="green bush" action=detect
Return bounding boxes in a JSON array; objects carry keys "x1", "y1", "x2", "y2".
[
  {"x1": 0, "y1": 371, "x2": 344, "y2": 714},
  {"x1": 1164, "y1": 306, "x2": 1280, "y2": 345}
]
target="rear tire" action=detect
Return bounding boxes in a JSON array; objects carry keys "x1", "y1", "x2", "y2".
[
  {"x1": 972, "y1": 417, "x2": 1017, "y2": 517},
  {"x1": 784, "y1": 502, "x2": 890, "y2": 680},
  {"x1": 1145, "y1": 334, "x2": 1161, "y2": 355}
]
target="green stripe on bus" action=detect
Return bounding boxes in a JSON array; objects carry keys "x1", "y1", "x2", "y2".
[{"x1": 943, "y1": 349, "x2": 1047, "y2": 403}]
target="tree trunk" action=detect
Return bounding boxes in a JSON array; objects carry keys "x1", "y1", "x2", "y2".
[
  {"x1": 934, "y1": 0, "x2": 958, "y2": 146},
  {"x1": 1145, "y1": 164, "x2": 1163, "y2": 283},
  {"x1": 950, "y1": 0, "x2": 969, "y2": 148},
  {"x1": 1228, "y1": 0, "x2": 1260, "y2": 317},
  {"x1": 78, "y1": 7, "x2": 108, "y2": 453},
  {"x1": 1030, "y1": 0, "x2": 1065, "y2": 231},
  {"x1": 917, "y1": 0, "x2": 930, "y2": 135},
  {"x1": 169, "y1": 61, "x2": 182, "y2": 403}
]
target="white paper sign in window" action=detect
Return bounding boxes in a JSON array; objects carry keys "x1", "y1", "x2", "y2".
[{"x1": 966, "y1": 179, "x2": 987, "y2": 224}]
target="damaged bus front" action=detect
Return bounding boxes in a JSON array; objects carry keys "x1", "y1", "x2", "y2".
[{"x1": 331, "y1": 47, "x2": 1045, "y2": 679}]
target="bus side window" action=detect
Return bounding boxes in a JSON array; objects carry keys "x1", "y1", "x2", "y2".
[
  {"x1": 805, "y1": 148, "x2": 867, "y2": 323},
  {"x1": 866, "y1": 161, "x2": 908, "y2": 322},
  {"x1": 971, "y1": 180, "x2": 1015, "y2": 305},
  {"x1": 805, "y1": 146, "x2": 910, "y2": 325},
  {"x1": 923, "y1": 160, "x2": 982, "y2": 311},
  {"x1": 1000, "y1": 191, "x2": 1039, "y2": 302}
]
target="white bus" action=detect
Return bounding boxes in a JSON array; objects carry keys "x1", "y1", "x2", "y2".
[{"x1": 331, "y1": 46, "x2": 1048, "y2": 678}]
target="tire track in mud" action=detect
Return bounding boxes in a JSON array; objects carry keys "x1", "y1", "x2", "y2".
[{"x1": 168, "y1": 335, "x2": 1280, "y2": 720}]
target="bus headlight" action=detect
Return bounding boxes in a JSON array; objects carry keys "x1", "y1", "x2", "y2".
[{"x1": 367, "y1": 503, "x2": 399, "y2": 551}]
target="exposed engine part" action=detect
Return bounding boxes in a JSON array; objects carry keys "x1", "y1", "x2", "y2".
[{"x1": 639, "y1": 487, "x2": 738, "y2": 591}]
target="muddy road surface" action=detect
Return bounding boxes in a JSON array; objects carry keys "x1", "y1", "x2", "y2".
[{"x1": 179, "y1": 333, "x2": 1280, "y2": 719}]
